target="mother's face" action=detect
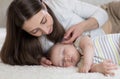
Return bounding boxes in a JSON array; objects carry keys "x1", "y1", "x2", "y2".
[{"x1": 23, "y1": 9, "x2": 53, "y2": 37}]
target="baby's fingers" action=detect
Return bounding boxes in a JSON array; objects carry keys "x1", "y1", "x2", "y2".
[
  {"x1": 104, "y1": 59, "x2": 113, "y2": 63},
  {"x1": 104, "y1": 70, "x2": 115, "y2": 76},
  {"x1": 104, "y1": 65, "x2": 118, "y2": 76},
  {"x1": 107, "y1": 64, "x2": 118, "y2": 70}
]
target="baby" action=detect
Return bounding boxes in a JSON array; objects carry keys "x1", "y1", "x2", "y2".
[{"x1": 48, "y1": 34, "x2": 120, "y2": 75}]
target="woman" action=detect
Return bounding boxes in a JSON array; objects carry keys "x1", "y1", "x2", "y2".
[{"x1": 0, "y1": 0, "x2": 108, "y2": 65}]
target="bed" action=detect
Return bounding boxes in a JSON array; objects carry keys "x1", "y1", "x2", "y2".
[
  {"x1": 0, "y1": 27, "x2": 120, "y2": 79},
  {"x1": 0, "y1": 0, "x2": 120, "y2": 79}
]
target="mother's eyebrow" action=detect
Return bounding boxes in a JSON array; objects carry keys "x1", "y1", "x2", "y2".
[
  {"x1": 40, "y1": 16, "x2": 45, "y2": 23},
  {"x1": 40, "y1": 16, "x2": 47, "y2": 24}
]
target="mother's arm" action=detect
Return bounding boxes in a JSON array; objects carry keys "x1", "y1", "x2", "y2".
[{"x1": 63, "y1": 0, "x2": 108, "y2": 43}]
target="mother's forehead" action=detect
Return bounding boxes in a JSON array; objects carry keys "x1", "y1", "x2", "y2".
[{"x1": 22, "y1": 10, "x2": 46, "y2": 29}]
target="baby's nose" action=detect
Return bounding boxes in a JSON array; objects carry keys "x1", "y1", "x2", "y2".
[{"x1": 64, "y1": 57, "x2": 71, "y2": 62}]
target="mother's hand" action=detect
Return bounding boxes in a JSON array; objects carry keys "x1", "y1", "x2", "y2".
[
  {"x1": 62, "y1": 18, "x2": 99, "y2": 44},
  {"x1": 40, "y1": 57, "x2": 52, "y2": 66},
  {"x1": 62, "y1": 23, "x2": 85, "y2": 44}
]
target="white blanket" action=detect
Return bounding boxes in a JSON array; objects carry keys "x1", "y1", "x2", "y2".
[
  {"x1": 0, "y1": 28, "x2": 120, "y2": 79},
  {"x1": 0, "y1": 62, "x2": 120, "y2": 79}
]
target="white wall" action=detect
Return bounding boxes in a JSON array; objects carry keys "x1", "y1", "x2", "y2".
[{"x1": 0, "y1": 0, "x2": 12, "y2": 28}]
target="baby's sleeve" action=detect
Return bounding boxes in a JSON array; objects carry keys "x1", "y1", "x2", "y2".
[{"x1": 74, "y1": 33, "x2": 90, "y2": 55}]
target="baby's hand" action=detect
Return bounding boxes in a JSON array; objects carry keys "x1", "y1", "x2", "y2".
[
  {"x1": 40, "y1": 57, "x2": 52, "y2": 67},
  {"x1": 96, "y1": 59, "x2": 118, "y2": 76},
  {"x1": 79, "y1": 64, "x2": 91, "y2": 73}
]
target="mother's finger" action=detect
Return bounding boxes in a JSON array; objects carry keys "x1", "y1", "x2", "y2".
[
  {"x1": 62, "y1": 34, "x2": 77, "y2": 44},
  {"x1": 64, "y1": 27, "x2": 74, "y2": 39}
]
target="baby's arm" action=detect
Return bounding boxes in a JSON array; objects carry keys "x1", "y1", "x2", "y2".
[
  {"x1": 90, "y1": 59, "x2": 118, "y2": 76},
  {"x1": 78, "y1": 35, "x2": 94, "y2": 73}
]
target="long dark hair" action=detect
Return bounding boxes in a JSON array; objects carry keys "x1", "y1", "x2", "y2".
[{"x1": 0, "y1": 0, "x2": 65, "y2": 65}]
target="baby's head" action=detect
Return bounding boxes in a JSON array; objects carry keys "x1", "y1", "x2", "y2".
[{"x1": 48, "y1": 43, "x2": 80, "y2": 67}]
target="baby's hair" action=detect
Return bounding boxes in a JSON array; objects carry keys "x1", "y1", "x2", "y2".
[{"x1": 46, "y1": 43, "x2": 61, "y2": 60}]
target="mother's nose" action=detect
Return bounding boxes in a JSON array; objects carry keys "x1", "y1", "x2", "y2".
[{"x1": 40, "y1": 25, "x2": 51, "y2": 34}]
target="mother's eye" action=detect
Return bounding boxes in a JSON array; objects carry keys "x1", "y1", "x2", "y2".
[{"x1": 31, "y1": 28, "x2": 40, "y2": 34}]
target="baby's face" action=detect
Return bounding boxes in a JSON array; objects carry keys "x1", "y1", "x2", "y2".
[{"x1": 50, "y1": 43, "x2": 80, "y2": 67}]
